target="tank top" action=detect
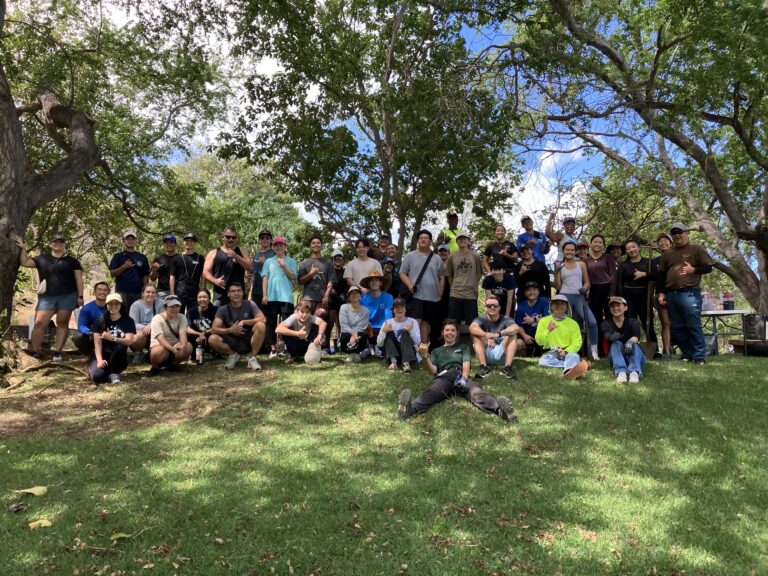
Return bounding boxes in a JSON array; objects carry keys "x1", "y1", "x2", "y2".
[
  {"x1": 559, "y1": 263, "x2": 583, "y2": 294},
  {"x1": 211, "y1": 247, "x2": 245, "y2": 297}
]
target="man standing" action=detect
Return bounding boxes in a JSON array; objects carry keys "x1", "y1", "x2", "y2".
[
  {"x1": 250, "y1": 229, "x2": 275, "y2": 306},
  {"x1": 602, "y1": 296, "x2": 646, "y2": 383},
  {"x1": 149, "y1": 234, "x2": 181, "y2": 306},
  {"x1": 656, "y1": 222, "x2": 714, "y2": 364},
  {"x1": 444, "y1": 232, "x2": 484, "y2": 328},
  {"x1": 469, "y1": 295, "x2": 520, "y2": 379},
  {"x1": 297, "y1": 235, "x2": 333, "y2": 316},
  {"x1": 399, "y1": 229, "x2": 445, "y2": 347},
  {"x1": 435, "y1": 212, "x2": 467, "y2": 254},
  {"x1": 326, "y1": 249, "x2": 347, "y2": 351},
  {"x1": 545, "y1": 214, "x2": 580, "y2": 266},
  {"x1": 74, "y1": 281, "x2": 110, "y2": 355},
  {"x1": 482, "y1": 224, "x2": 517, "y2": 274},
  {"x1": 208, "y1": 282, "x2": 266, "y2": 370},
  {"x1": 109, "y1": 231, "x2": 149, "y2": 309},
  {"x1": 343, "y1": 238, "x2": 383, "y2": 291},
  {"x1": 203, "y1": 227, "x2": 252, "y2": 307},
  {"x1": 170, "y1": 232, "x2": 204, "y2": 312},
  {"x1": 261, "y1": 236, "x2": 297, "y2": 357},
  {"x1": 516, "y1": 216, "x2": 549, "y2": 263}
]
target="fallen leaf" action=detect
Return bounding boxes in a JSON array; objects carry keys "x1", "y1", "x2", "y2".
[
  {"x1": 110, "y1": 533, "x2": 132, "y2": 541},
  {"x1": 7, "y1": 502, "x2": 29, "y2": 513},
  {"x1": 14, "y1": 486, "x2": 48, "y2": 496},
  {"x1": 29, "y1": 519, "x2": 53, "y2": 530},
  {"x1": 214, "y1": 537, "x2": 225, "y2": 545}
]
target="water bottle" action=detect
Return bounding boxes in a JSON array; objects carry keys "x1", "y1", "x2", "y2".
[{"x1": 196, "y1": 343, "x2": 204, "y2": 364}]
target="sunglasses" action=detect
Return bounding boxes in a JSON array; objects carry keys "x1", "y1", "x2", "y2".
[
  {"x1": 670, "y1": 230, "x2": 685, "y2": 235},
  {"x1": 224, "y1": 235, "x2": 237, "y2": 240},
  {"x1": 333, "y1": 255, "x2": 343, "y2": 259},
  {"x1": 485, "y1": 304, "x2": 500, "y2": 309},
  {"x1": 259, "y1": 235, "x2": 271, "y2": 239}
]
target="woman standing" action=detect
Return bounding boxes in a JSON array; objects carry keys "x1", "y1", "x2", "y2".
[
  {"x1": 554, "y1": 241, "x2": 599, "y2": 360},
  {"x1": 129, "y1": 284, "x2": 159, "y2": 363},
  {"x1": 653, "y1": 233, "x2": 673, "y2": 357},
  {"x1": 11, "y1": 232, "x2": 84, "y2": 361},
  {"x1": 584, "y1": 234, "x2": 616, "y2": 354},
  {"x1": 614, "y1": 239, "x2": 657, "y2": 346},
  {"x1": 90, "y1": 294, "x2": 136, "y2": 384}
]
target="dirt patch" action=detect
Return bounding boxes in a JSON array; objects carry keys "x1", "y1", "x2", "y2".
[{"x1": 0, "y1": 358, "x2": 278, "y2": 437}]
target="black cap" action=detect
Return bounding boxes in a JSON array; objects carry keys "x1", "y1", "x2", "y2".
[
  {"x1": 183, "y1": 232, "x2": 197, "y2": 241},
  {"x1": 392, "y1": 298, "x2": 407, "y2": 308},
  {"x1": 50, "y1": 233, "x2": 65, "y2": 242},
  {"x1": 524, "y1": 281, "x2": 540, "y2": 290}
]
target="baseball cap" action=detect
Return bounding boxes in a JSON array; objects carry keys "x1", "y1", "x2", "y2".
[
  {"x1": 50, "y1": 233, "x2": 65, "y2": 242},
  {"x1": 669, "y1": 222, "x2": 688, "y2": 233},
  {"x1": 183, "y1": 232, "x2": 197, "y2": 241},
  {"x1": 562, "y1": 216, "x2": 576, "y2": 224},
  {"x1": 163, "y1": 234, "x2": 177, "y2": 243},
  {"x1": 609, "y1": 296, "x2": 628, "y2": 305},
  {"x1": 656, "y1": 232, "x2": 672, "y2": 242},
  {"x1": 258, "y1": 229, "x2": 273, "y2": 238},
  {"x1": 382, "y1": 257, "x2": 394, "y2": 264},
  {"x1": 346, "y1": 285, "x2": 362, "y2": 296},
  {"x1": 437, "y1": 244, "x2": 449, "y2": 251},
  {"x1": 163, "y1": 295, "x2": 182, "y2": 307},
  {"x1": 272, "y1": 236, "x2": 287, "y2": 245},
  {"x1": 392, "y1": 298, "x2": 407, "y2": 308},
  {"x1": 520, "y1": 215, "x2": 533, "y2": 223},
  {"x1": 456, "y1": 231, "x2": 470, "y2": 240},
  {"x1": 123, "y1": 231, "x2": 137, "y2": 239},
  {"x1": 332, "y1": 249, "x2": 344, "y2": 258},
  {"x1": 524, "y1": 281, "x2": 540, "y2": 290},
  {"x1": 551, "y1": 294, "x2": 569, "y2": 304},
  {"x1": 105, "y1": 293, "x2": 123, "y2": 304}
]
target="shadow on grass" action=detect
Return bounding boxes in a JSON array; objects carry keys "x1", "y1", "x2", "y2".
[{"x1": 1, "y1": 356, "x2": 767, "y2": 574}]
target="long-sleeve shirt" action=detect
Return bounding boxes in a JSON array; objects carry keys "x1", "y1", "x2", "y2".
[
  {"x1": 77, "y1": 301, "x2": 106, "y2": 335},
  {"x1": 339, "y1": 304, "x2": 370, "y2": 334},
  {"x1": 535, "y1": 315, "x2": 582, "y2": 353},
  {"x1": 376, "y1": 317, "x2": 422, "y2": 348}
]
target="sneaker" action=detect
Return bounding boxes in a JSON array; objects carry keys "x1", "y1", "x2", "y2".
[
  {"x1": 345, "y1": 353, "x2": 361, "y2": 363},
  {"x1": 269, "y1": 350, "x2": 278, "y2": 360},
  {"x1": 629, "y1": 371, "x2": 640, "y2": 384},
  {"x1": 374, "y1": 348, "x2": 385, "y2": 359},
  {"x1": 132, "y1": 352, "x2": 145, "y2": 365},
  {"x1": 497, "y1": 395, "x2": 519, "y2": 423},
  {"x1": 52, "y1": 352, "x2": 63, "y2": 362},
  {"x1": 284, "y1": 356, "x2": 295, "y2": 365},
  {"x1": 108, "y1": 373, "x2": 122, "y2": 384},
  {"x1": 397, "y1": 388, "x2": 413, "y2": 420},
  {"x1": 564, "y1": 359, "x2": 590, "y2": 380},
  {"x1": 693, "y1": 359, "x2": 705, "y2": 365},
  {"x1": 145, "y1": 366, "x2": 162, "y2": 377},
  {"x1": 501, "y1": 365, "x2": 517, "y2": 379},
  {"x1": 225, "y1": 353, "x2": 241, "y2": 369},
  {"x1": 475, "y1": 365, "x2": 492, "y2": 379},
  {"x1": 388, "y1": 361, "x2": 398, "y2": 371},
  {"x1": 248, "y1": 356, "x2": 262, "y2": 370},
  {"x1": 359, "y1": 348, "x2": 372, "y2": 360},
  {"x1": 402, "y1": 362, "x2": 411, "y2": 374},
  {"x1": 30, "y1": 351, "x2": 42, "y2": 360},
  {"x1": 616, "y1": 372, "x2": 628, "y2": 383}
]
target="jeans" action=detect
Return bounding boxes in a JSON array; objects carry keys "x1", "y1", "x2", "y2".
[
  {"x1": 539, "y1": 351, "x2": 581, "y2": 373},
  {"x1": 667, "y1": 288, "x2": 706, "y2": 361},
  {"x1": 608, "y1": 341, "x2": 646, "y2": 375},
  {"x1": 563, "y1": 293, "x2": 598, "y2": 349}
]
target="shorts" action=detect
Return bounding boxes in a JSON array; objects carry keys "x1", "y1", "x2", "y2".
[
  {"x1": 485, "y1": 343, "x2": 506, "y2": 365},
  {"x1": 264, "y1": 301, "x2": 295, "y2": 317},
  {"x1": 406, "y1": 298, "x2": 441, "y2": 322},
  {"x1": 448, "y1": 297, "x2": 478, "y2": 325},
  {"x1": 36, "y1": 291, "x2": 77, "y2": 311},
  {"x1": 328, "y1": 293, "x2": 345, "y2": 311},
  {"x1": 222, "y1": 333, "x2": 254, "y2": 354}
]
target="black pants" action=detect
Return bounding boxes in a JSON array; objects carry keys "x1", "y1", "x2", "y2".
[
  {"x1": 339, "y1": 332, "x2": 368, "y2": 354},
  {"x1": 412, "y1": 370, "x2": 500, "y2": 415},
  {"x1": 588, "y1": 283, "x2": 612, "y2": 355},
  {"x1": 88, "y1": 344, "x2": 128, "y2": 383},
  {"x1": 383, "y1": 331, "x2": 418, "y2": 363},
  {"x1": 284, "y1": 325, "x2": 319, "y2": 358},
  {"x1": 72, "y1": 331, "x2": 94, "y2": 355},
  {"x1": 624, "y1": 287, "x2": 657, "y2": 343}
]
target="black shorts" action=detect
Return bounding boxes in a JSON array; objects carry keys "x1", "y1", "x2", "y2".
[
  {"x1": 407, "y1": 298, "x2": 441, "y2": 322},
  {"x1": 328, "y1": 293, "x2": 345, "y2": 311},
  {"x1": 264, "y1": 301, "x2": 295, "y2": 317},
  {"x1": 222, "y1": 333, "x2": 253, "y2": 354},
  {"x1": 448, "y1": 297, "x2": 478, "y2": 325}
]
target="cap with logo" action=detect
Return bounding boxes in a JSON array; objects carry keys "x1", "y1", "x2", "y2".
[
  {"x1": 163, "y1": 234, "x2": 177, "y2": 243},
  {"x1": 669, "y1": 222, "x2": 688, "y2": 233},
  {"x1": 183, "y1": 232, "x2": 197, "y2": 241}
]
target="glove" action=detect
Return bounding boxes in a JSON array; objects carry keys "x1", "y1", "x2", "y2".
[
  {"x1": 454, "y1": 376, "x2": 469, "y2": 395},
  {"x1": 624, "y1": 342, "x2": 633, "y2": 355},
  {"x1": 608, "y1": 332, "x2": 621, "y2": 343}
]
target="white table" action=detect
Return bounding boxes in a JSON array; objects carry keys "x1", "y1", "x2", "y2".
[{"x1": 701, "y1": 310, "x2": 752, "y2": 354}]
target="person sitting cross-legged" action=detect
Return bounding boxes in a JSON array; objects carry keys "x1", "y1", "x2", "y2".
[
  {"x1": 89, "y1": 293, "x2": 136, "y2": 384},
  {"x1": 208, "y1": 282, "x2": 266, "y2": 370},
  {"x1": 396, "y1": 319, "x2": 518, "y2": 422},
  {"x1": 359, "y1": 269, "x2": 394, "y2": 358},
  {"x1": 535, "y1": 294, "x2": 590, "y2": 380},
  {"x1": 376, "y1": 298, "x2": 421, "y2": 373},
  {"x1": 514, "y1": 281, "x2": 549, "y2": 357},
  {"x1": 148, "y1": 295, "x2": 193, "y2": 375},
  {"x1": 339, "y1": 285, "x2": 371, "y2": 362},
  {"x1": 602, "y1": 296, "x2": 646, "y2": 383},
  {"x1": 469, "y1": 295, "x2": 520, "y2": 379},
  {"x1": 275, "y1": 300, "x2": 327, "y2": 364}
]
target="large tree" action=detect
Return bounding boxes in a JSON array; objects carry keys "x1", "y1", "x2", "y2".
[
  {"x1": 220, "y1": 0, "x2": 520, "y2": 250},
  {"x1": 463, "y1": 0, "x2": 768, "y2": 311},
  {"x1": 0, "y1": 0, "x2": 221, "y2": 340}
]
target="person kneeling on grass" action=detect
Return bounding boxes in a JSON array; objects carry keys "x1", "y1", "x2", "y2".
[
  {"x1": 535, "y1": 294, "x2": 590, "y2": 380},
  {"x1": 397, "y1": 319, "x2": 517, "y2": 422},
  {"x1": 208, "y1": 282, "x2": 266, "y2": 370},
  {"x1": 469, "y1": 294, "x2": 520, "y2": 380},
  {"x1": 90, "y1": 293, "x2": 136, "y2": 384},
  {"x1": 148, "y1": 295, "x2": 193, "y2": 375},
  {"x1": 275, "y1": 300, "x2": 327, "y2": 364},
  {"x1": 377, "y1": 298, "x2": 421, "y2": 373},
  {"x1": 602, "y1": 296, "x2": 646, "y2": 384}
]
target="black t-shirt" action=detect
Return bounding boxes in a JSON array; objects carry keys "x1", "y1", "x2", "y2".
[
  {"x1": 484, "y1": 241, "x2": 517, "y2": 270},
  {"x1": 616, "y1": 258, "x2": 655, "y2": 291},
  {"x1": 482, "y1": 274, "x2": 517, "y2": 312},
  {"x1": 186, "y1": 305, "x2": 218, "y2": 333},
  {"x1": 34, "y1": 254, "x2": 83, "y2": 296},
  {"x1": 513, "y1": 259, "x2": 551, "y2": 299},
  {"x1": 153, "y1": 253, "x2": 181, "y2": 292},
  {"x1": 330, "y1": 266, "x2": 347, "y2": 297},
  {"x1": 172, "y1": 252, "x2": 204, "y2": 299},
  {"x1": 92, "y1": 314, "x2": 136, "y2": 356}
]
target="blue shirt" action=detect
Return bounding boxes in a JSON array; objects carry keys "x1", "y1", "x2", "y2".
[
  {"x1": 109, "y1": 250, "x2": 149, "y2": 293},
  {"x1": 262, "y1": 255, "x2": 298, "y2": 303},
  {"x1": 517, "y1": 232, "x2": 548, "y2": 263},
  {"x1": 360, "y1": 291, "x2": 394, "y2": 329},
  {"x1": 78, "y1": 300, "x2": 106, "y2": 335},
  {"x1": 514, "y1": 297, "x2": 550, "y2": 337}
]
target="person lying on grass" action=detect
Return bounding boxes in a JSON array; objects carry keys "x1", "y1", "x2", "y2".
[
  {"x1": 535, "y1": 294, "x2": 590, "y2": 380},
  {"x1": 397, "y1": 319, "x2": 517, "y2": 422}
]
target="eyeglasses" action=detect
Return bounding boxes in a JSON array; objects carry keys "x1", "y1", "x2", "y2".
[
  {"x1": 485, "y1": 304, "x2": 499, "y2": 309},
  {"x1": 670, "y1": 230, "x2": 685, "y2": 235},
  {"x1": 259, "y1": 235, "x2": 271, "y2": 240},
  {"x1": 224, "y1": 235, "x2": 237, "y2": 240}
]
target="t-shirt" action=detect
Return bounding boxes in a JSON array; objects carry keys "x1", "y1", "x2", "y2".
[
  {"x1": 343, "y1": 257, "x2": 382, "y2": 285},
  {"x1": 339, "y1": 304, "x2": 370, "y2": 333},
  {"x1": 78, "y1": 301, "x2": 106, "y2": 335},
  {"x1": 150, "y1": 313, "x2": 188, "y2": 348},
  {"x1": 471, "y1": 315, "x2": 516, "y2": 345},
  {"x1": 534, "y1": 314, "x2": 582, "y2": 353},
  {"x1": 93, "y1": 314, "x2": 136, "y2": 356},
  {"x1": 152, "y1": 253, "x2": 181, "y2": 292},
  {"x1": 215, "y1": 301, "x2": 262, "y2": 332},
  {"x1": 376, "y1": 317, "x2": 421, "y2": 348},
  {"x1": 481, "y1": 274, "x2": 517, "y2": 312},
  {"x1": 129, "y1": 299, "x2": 159, "y2": 330},
  {"x1": 250, "y1": 248, "x2": 275, "y2": 299},
  {"x1": 483, "y1": 241, "x2": 517, "y2": 270},
  {"x1": 513, "y1": 259, "x2": 551, "y2": 299},
  {"x1": 516, "y1": 231, "x2": 549, "y2": 262},
  {"x1": 585, "y1": 253, "x2": 616, "y2": 285},
  {"x1": 33, "y1": 254, "x2": 82, "y2": 296},
  {"x1": 186, "y1": 305, "x2": 218, "y2": 333},
  {"x1": 515, "y1": 297, "x2": 550, "y2": 337},
  {"x1": 444, "y1": 250, "x2": 483, "y2": 299},
  {"x1": 171, "y1": 252, "x2": 204, "y2": 300},
  {"x1": 280, "y1": 313, "x2": 321, "y2": 331},
  {"x1": 298, "y1": 257, "x2": 332, "y2": 301},
  {"x1": 601, "y1": 317, "x2": 641, "y2": 345},
  {"x1": 399, "y1": 250, "x2": 444, "y2": 302},
  {"x1": 430, "y1": 342, "x2": 470, "y2": 372},
  {"x1": 360, "y1": 291, "x2": 394, "y2": 329},
  {"x1": 262, "y1": 255, "x2": 298, "y2": 303},
  {"x1": 109, "y1": 250, "x2": 150, "y2": 293},
  {"x1": 658, "y1": 242, "x2": 714, "y2": 291}
]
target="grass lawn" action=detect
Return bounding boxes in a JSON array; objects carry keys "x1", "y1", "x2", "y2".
[{"x1": 1, "y1": 353, "x2": 767, "y2": 575}]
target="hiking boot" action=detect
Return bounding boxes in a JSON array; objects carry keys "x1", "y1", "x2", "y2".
[
  {"x1": 629, "y1": 371, "x2": 640, "y2": 383},
  {"x1": 108, "y1": 373, "x2": 122, "y2": 384},
  {"x1": 52, "y1": 352, "x2": 63, "y2": 362},
  {"x1": 616, "y1": 372, "x2": 628, "y2": 383},
  {"x1": 248, "y1": 356, "x2": 262, "y2": 370},
  {"x1": 497, "y1": 395, "x2": 519, "y2": 423},
  {"x1": 397, "y1": 388, "x2": 413, "y2": 420},
  {"x1": 501, "y1": 365, "x2": 517, "y2": 379},
  {"x1": 402, "y1": 362, "x2": 411, "y2": 374},
  {"x1": 359, "y1": 348, "x2": 372, "y2": 360},
  {"x1": 225, "y1": 353, "x2": 241, "y2": 369},
  {"x1": 564, "y1": 359, "x2": 590, "y2": 380},
  {"x1": 475, "y1": 365, "x2": 492, "y2": 379}
]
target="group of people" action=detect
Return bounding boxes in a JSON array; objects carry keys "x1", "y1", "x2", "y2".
[{"x1": 12, "y1": 212, "x2": 714, "y2": 418}]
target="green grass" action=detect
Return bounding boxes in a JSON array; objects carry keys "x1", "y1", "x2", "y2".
[{"x1": 1, "y1": 354, "x2": 767, "y2": 575}]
